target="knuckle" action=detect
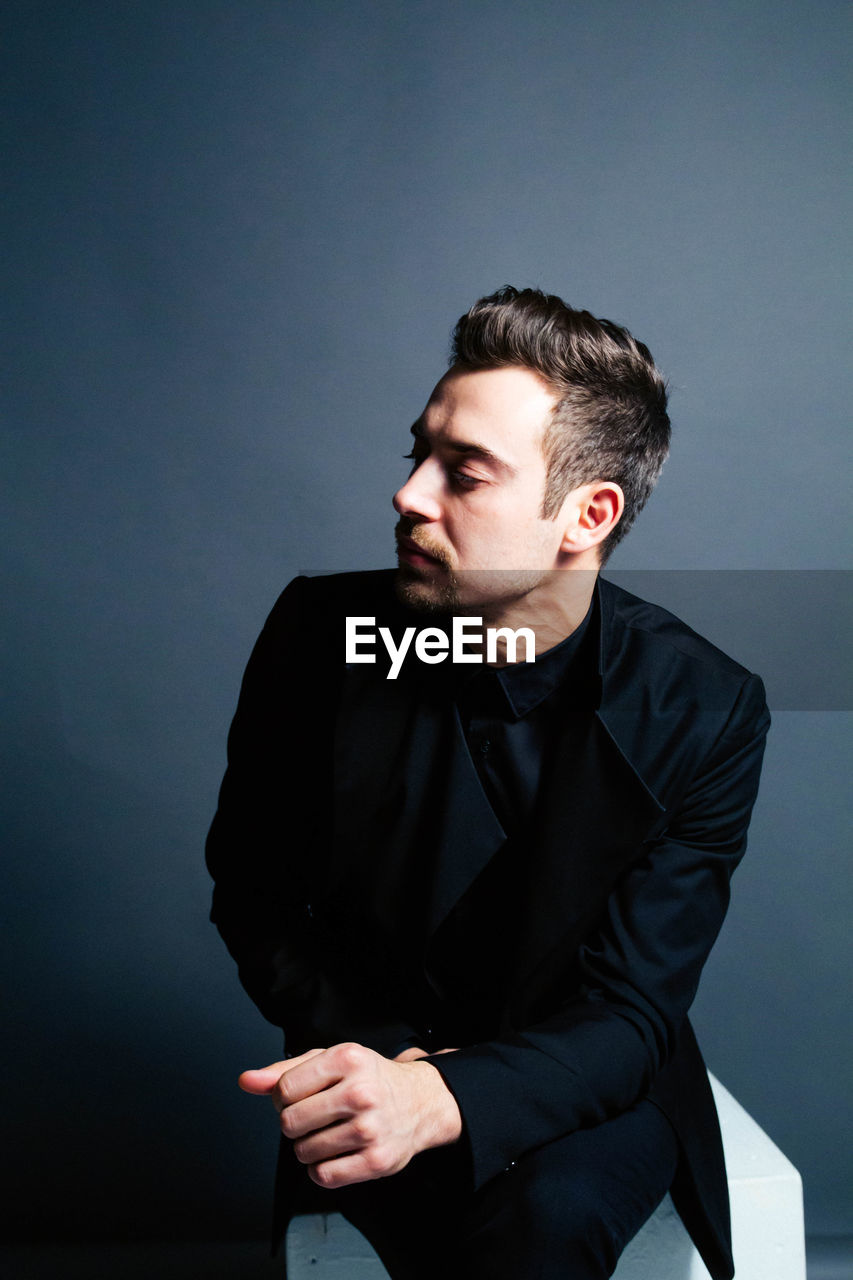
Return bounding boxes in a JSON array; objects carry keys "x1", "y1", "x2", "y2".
[
  {"x1": 350, "y1": 1115, "x2": 376, "y2": 1144},
  {"x1": 275, "y1": 1076, "x2": 295, "y2": 1107},
  {"x1": 311, "y1": 1163, "x2": 335, "y2": 1189},
  {"x1": 347, "y1": 1080, "x2": 377, "y2": 1111},
  {"x1": 337, "y1": 1042, "x2": 366, "y2": 1071},
  {"x1": 364, "y1": 1145, "x2": 388, "y2": 1175},
  {"x1": 279, "y1": 1108, "x2": 300, "y2": 1139}
]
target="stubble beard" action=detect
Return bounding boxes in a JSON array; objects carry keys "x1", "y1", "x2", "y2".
[
  {"x1": 396, "y1": 558, "x2": 554, "y2": 622},
  {"x1": 395, "y1": 564, "x2": 461, "y2": 614},
  {"x1": 394, "y1": 520, "x2": 459, "y2": 613},
  {"x1": 393, "y1": 522, "x2": 556, "y2": 620}
]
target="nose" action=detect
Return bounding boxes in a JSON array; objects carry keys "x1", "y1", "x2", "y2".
[{"x1": 393, "y1": 461, "x2": 443, "y2": 522}]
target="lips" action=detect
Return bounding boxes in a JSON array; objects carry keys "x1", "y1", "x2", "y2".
[{"x1": 397, "y1": 535, "x2": 443, "y2": 566}]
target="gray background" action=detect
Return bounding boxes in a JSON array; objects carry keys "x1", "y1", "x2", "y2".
[{"x1": 3, "y1": 0, "x2": 851, "y2": 1264}]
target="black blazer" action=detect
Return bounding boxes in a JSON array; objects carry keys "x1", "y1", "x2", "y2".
[{"x1": 206, "y1": 570, "x2": 770, "y2": 1280}]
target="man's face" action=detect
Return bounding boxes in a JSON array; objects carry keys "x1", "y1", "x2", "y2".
[{"x1": 393, "y1": 365, "x2": 569, "y2": 615}]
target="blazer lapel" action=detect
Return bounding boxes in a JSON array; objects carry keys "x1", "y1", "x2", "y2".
[
  {"x1": 421, "y1": 579, "x2": 671, "y2": 994},
  {"x1": 513, "y1": 711, "x2": 666, "y2": 979},
  {"x1": 507, "y1": 581, "x2": 667, "y2": 976},
  {"x1": 330, "y1": 664, "x2": 506, "y2": 941},
  {"x1": 422, "y1": 702, "x2": 507, "y2": 938}
]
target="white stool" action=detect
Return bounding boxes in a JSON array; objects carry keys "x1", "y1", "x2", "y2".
[{"x1": 286, "y1": 1075, "x2": 806, "y2": 1279}]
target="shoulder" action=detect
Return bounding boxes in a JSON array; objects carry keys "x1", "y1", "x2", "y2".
[
  {"x1": 597, "y1": 578, "x2": 769, "y2": 790},
  {"x1": 251, "y1": 570, "x2": 404, "y2": 688},
  {"x1": 263, "y1": 569, "x2": 399, "y2": 631},
  {"x1": 599, "y1": 575, "x2": 759, "y2": 690},
  {"x1": 233, "y1": 571, "x2": 400, "y2": 719}
]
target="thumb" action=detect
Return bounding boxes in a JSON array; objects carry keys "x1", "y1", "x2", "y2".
[{"x1": 238, "y1": 1048, "x2": 325, "y2": 1094}]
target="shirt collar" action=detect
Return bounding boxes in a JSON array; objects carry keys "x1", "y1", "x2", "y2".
[
  {"x1": 449, "y1": 593, "x2": 598, "y2": 720},
  {"x1": 493, "y1": 593, "x2": 597, "y2": 718}
]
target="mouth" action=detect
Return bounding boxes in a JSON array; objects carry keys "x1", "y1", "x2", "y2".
[{"x1": 396, "y1": 535, "x2": 445, "y2": 569}]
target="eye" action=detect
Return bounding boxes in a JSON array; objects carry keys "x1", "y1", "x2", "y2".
[
  {"x1": 402, "y1": 453, "x2": 422, "y2": 479},
  {"x1": 403, "y1": 448, "x2": 484, "y2": 490}
]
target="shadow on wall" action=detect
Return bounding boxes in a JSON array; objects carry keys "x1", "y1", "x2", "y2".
[{"x1": 2, "y1": 652, "x2": 281, "y2": 1242}]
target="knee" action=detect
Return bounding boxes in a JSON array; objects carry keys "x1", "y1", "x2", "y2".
[
  {"x1": 516, "y1": 1167, "x2": 622, "y2": 1269},
  {"x1": 458, "y1": 1161, "x2": 622, "y2": 1279}
]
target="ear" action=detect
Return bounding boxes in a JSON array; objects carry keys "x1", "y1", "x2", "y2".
[{"x1": 558, "y1": 481, "x2": 625, "y2": 556}]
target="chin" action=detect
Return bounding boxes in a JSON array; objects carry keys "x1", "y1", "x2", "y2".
[{"x1": 394, "y1": 566, "x2": 458, "y2": 614}]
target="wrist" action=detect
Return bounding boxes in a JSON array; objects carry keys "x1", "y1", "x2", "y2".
[{"x1": 411, "y1": 1060, "x2": 463, "y2": 1148}]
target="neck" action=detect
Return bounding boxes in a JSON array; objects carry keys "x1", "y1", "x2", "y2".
[{"x1": 477, "y1": 567, "x2": 599, "y2": 662}]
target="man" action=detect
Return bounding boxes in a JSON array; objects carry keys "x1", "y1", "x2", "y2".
[{"x1": 206, "y1": 287, "x2": 770, "y2": 1279}]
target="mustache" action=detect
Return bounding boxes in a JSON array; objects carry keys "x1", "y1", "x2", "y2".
[{"x1": 394, "y1": 520, "x2": 452, "y2": 569}]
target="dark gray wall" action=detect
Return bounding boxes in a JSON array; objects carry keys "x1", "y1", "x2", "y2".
[{"x1": 3, "y1": 0, "x2": 850, "y2": 1245}]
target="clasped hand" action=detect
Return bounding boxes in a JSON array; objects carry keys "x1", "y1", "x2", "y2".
[{"x1": 239, "y1": 1042, "x2": 462, "y2": 1189}]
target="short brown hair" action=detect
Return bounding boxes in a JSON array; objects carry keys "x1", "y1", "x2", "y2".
[{"x1": 450, "y1": 286, "x2": 671, "y2": 561}]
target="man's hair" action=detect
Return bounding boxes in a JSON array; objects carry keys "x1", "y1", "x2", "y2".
[{"x1": 449, "y1": 286, "x2": 671, "y2": 561}]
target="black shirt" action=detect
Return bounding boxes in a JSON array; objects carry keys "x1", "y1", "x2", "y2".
[{"x1": 454, "y1": 594, "x2": 598, "y2": 838}]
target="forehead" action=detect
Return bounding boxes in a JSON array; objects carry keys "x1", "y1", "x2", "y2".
[{"x1": 420, "y1": 365, "x2": 557, "y2": 465}]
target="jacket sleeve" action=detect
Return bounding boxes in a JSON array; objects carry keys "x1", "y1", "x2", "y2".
[
  {"x1": 428, "y1": 671, "x2": 770, "y2": 1190},
  {"x1": 205, "y1": 576, "x2": 420, "y2": 1058}
]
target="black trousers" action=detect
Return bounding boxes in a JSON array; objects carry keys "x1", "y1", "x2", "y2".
[{"x1": 298, "y1": 1098, "x2": 679, "y2": 1280}]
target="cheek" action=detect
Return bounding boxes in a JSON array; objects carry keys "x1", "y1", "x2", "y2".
[
  {"x1": 470, "y1": 515, "x2": 541, "y2": 565},
  {"x1": 450, "y1": 497, "x2": 541, "y2": 560}
]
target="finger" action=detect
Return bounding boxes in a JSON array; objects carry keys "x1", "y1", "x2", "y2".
[
  {"x1": 279, "y1": 1081, "x2": 355, "y2": 1140},
  {"x1": 238, "y1": 1049, "x2": 326, "y2": 1096},
  {"x1": 308, "y1": 1149, "x2": 395, "y2": 1189},
  {"x1": 394, "y1": 1047, "x2": 429, "y2": 1062},
  {"x1": 274, "y1": 1041, "x2": 371, "y2": 1110},
  {"x1": 292, "y1": 1118, "x2": 366, "y2": 1165}
]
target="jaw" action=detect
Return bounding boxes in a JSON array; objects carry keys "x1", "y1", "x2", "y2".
[
  {"x1": 454, "y1": 568, "x2": 599, "y2": 648},
  {"x1": 394, "y1": 562, "x2": 460, "y2": 614}
]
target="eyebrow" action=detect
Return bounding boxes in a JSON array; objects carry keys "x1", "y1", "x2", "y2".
[{"x1": 409, "y1": 419, "x2": 517, "y2": 477}]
